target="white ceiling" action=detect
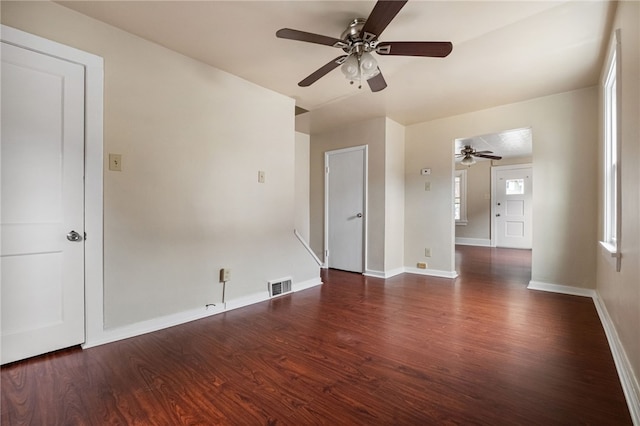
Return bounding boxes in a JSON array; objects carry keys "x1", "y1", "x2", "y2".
[
  {"x1": 455, "y1": 127, "x2": 532, "y2": 161},
  {"x1": 57, "y1": 1, "x2": 615, "y2": 134}
]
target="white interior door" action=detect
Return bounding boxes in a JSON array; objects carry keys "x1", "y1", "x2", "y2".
[
  {"x1": 325, "y1": 146, "x2": 366, "y2": 273},
  {"x1": 1, "y1": 41, "x2": 86, "y2": 364},
  {"x1": 493, "y1": 165, "x2": 533, "y2": 249}
]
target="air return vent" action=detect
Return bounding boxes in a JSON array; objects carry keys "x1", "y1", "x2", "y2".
[{"x1": 269, "y1": 278, "x2": 292, "y2": 298}]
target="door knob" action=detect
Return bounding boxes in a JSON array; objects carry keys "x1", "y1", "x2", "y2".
[
  {"x1": 496, "y1": 214, "x2": 501, "y2": 217},
  {"x1": 66, "y1": 230, "x2": 82, "y2": 242},
  {"x1": 356, "y1": 213, "x2": 363, "y2": 218}
]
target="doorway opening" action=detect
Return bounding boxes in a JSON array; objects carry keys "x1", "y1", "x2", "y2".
[{"x1": 453, "y1": 127, "x2": 533, "y2": 273}]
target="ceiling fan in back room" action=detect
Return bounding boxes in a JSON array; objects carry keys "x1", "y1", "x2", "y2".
[
  {"x1": 456, "y1": 145, "x2": 503, "y2": 166},
  {"x1": 276, "y1": 0, "x2": 453, "y2": 92}
]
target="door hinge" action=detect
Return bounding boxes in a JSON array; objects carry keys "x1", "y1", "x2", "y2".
[
  {"x1": 325, "y1": 166, "x2": 329, "y2": 174},
  {"x1": 325, "y1": 249, "x2": 329, "y2": 258},
  {"x1": 84, "y1": 232, "x2": 87, "y2": 241}
]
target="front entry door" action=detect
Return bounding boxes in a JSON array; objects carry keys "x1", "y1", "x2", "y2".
[
  {"x1": 493, "y1": 165, "x2": 533, "y2": 249},
  {"x1": 325, "y1": 146, "x2": 366, "y2": 273},
  {"x1": 1, "y1": 41, "x2": 86, "y2": 364}
]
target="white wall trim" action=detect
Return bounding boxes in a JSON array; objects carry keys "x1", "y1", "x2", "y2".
[
  {"x1": 82, "y1": 276, "x2": 321, "y2": 349},
  {"x1": 527, "y1": 281, "x2": 596, "y2": 298},
  {"x1": 0, "y1": 25, "x2": 106, "y2": 351},
  {"x1": 455, "y1": 237, "x2": 492, "y2": 247},
  {"x1": 364, "y1": 267, "x2": 405, "y2": 279},
  {"x1": 405, "y1": 267, "x2": 459, "y2": 279},
  {"x1": 293, "y1": 277, "x2": 323, "y2": 292},
  {"x1": 82, "y1": 304, "x2": 226, "y2": 349},
  {"x1": 225, "y1": 292, "x2": 270, "y2": 311},
  {"x1": 294, "y1": 229, "x2": 323, "y2": 266},
  {"x1": 528, "y1": 280, "x2": 639, "y2": 423},
  {"x1": 593, "y1": 293, "x2": 640, "y2": 424}
]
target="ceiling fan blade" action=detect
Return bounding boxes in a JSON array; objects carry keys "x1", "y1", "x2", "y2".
[
  {"x1": 376, "y1": 41, "x2": 453, "y2": 57},
  {"x1": 276, "y1": 28, "x2": 347, "y2": 48},
  {"x1": 361, "y1": 0, "x2": 408, "y2": 40},
  {"x1": 298, "y1": 56, "x2": 347, "y2": 87},
  {"x1": 473, "y1": 150, "x2": 494, "y2": 154},
  {"x1": 367, "y1": 69, "x2": 387, "y2": 92},
  {"x1": 474, "y1": 153, "x2": 502, "y2": 160}
]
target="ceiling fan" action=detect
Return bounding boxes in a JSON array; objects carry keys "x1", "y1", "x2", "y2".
[
  {"x1": 275, "y1": 0, "x2": 453, "y2": 92},
  {"x1": 456, "y1": 145, "x2": 503, "y2": 166}
]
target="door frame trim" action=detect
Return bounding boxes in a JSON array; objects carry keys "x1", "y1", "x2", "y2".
[
  {"x1": 1, "y1": 25, "x2": 105, "y2": 348},
  {"x1": 324, "y1": 145, "x2": 368, "y2": 273},
  {"x1": 490, "y1": 163, "x2": 533, "y2": 247}
]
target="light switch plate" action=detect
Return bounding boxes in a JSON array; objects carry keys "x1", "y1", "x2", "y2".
[{"x1": 109, "y1": 154, "x2": 122, "y2": 171}]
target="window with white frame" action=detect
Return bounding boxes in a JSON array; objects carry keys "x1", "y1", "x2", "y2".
[
  {"x1": 454, "y1": 169, "x2": 467, "y2": 225},
  {"x1": 603, "y1": 30, "x2": 620, "y2": 254}
]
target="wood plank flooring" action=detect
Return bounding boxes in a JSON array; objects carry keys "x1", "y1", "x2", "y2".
[{"x1": 1, "y1": 246, "x2": 632, "y2": 425}]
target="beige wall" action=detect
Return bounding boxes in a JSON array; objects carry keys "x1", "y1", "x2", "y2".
[
  {"x1": 405, "y1": 120, "x2": 456, "y2": 273},
  {"x1": 1, "y1": 1, "x2": 319, "y2": 329},
  {"x1": 406, "y1": 87, "x2": 598, "y2": 285},
  {"x1": 295, "y1": 132, "x2": 310, "y2": 241},
  {"x1": 310, "y1": 117, "x2": 387, "y2": 273},
  {"x1": 456, "y1": 161, "x2": 491, "y2": 241},
  {"x1": 596, "y1": 0, "x2": 640, "y2": 409},
  {"x1": 309, "y1": 117, "x2": 405, "y2": 275},
  {"x1": 384, "y1": 119, "x2": 405, "y2": 272}
]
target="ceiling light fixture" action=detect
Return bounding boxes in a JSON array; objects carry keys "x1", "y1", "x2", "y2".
[
  {"x1": 460, "y1": 154, "x2": 476, "y2": 166},
  {"x1": 341, "y1": 51, "x2": 380, "y2": 89}
]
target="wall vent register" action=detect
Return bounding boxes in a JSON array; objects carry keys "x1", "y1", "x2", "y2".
[{"x1": 269, "y1": 278, "x2": 292, "y2": 297}]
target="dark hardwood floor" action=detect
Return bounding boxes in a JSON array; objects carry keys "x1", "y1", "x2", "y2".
[{"x1": 1, "y1": 246, "x2": 631, "y2": 425}]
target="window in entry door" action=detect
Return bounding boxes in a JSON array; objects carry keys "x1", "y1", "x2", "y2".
[{"x1": 505, "y1": 179, "x2": 524, "y2": 195}]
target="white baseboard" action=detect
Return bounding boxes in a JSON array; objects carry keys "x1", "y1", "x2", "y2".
[
  {"x1": 83, "y1": 276, "x2": 321, "y2": 349},
  {"x1": 364, "y1": 267, "x2": 458, "y2": 279},
  {"x1": 224, "y1": 291, "x2": 270, "y2": 311},
  {"x1": 82, "y1": 303, "x2": 226, "y2": 349},
  {"x1": 293, "y1": 277, "x2": 323, "y2": 292},
  {"x1": 593, "y1": 294, "x2": 640, "y2": 424},
  {"x1": 364, "y1": 267, "x2": 405, "y2": 279},
  {"x1": 405, "y1": 267, "x2": 458, "y2": 279},
  {"x1": 527, "y1": 280, "x2": 639, "y2": 423},
  {"x1": 455, "y1": 237, "x2": 492, "y2": 247},
  {"x1": 527, "y1": 280, "x2": 596, "y2": 298}
]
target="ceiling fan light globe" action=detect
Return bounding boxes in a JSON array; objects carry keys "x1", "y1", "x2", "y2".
[
  {"x1": 461, "y1": 155, "x2": 476, "y2": 166},
  {"x1": 360, "y1": 52, "x2": 378, "y2": 75},
  {"x1": 341, "y1": 55, "x2": 360, "y2": 80}
]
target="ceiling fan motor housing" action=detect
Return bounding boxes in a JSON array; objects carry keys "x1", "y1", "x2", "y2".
[{"x1": 340, "y1": 18, "x2": 378, "y2": 55}]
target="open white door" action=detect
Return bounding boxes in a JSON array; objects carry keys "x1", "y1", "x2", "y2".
[
  {"x1": 325, "y1": 146, "x2": 367, "y2": 273},
  {"x1": 492, "y1": 165, "x2": 533, "y2": 249},
  {"x1": 1, "y1": 41, "x2": 86, "y2": 364}
]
